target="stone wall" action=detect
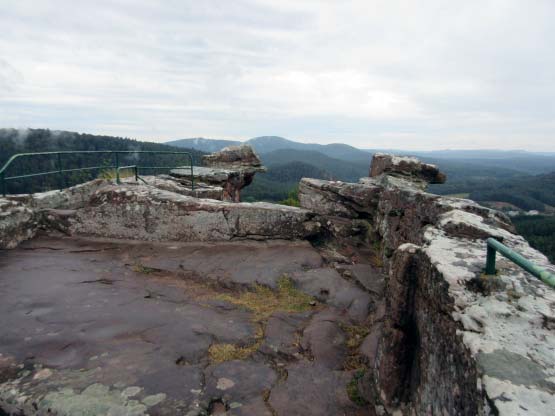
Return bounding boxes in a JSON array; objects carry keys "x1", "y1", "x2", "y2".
[
  {"x1": 5, "y1": 179, "x2": 109, "y2": 210},
  {"x1": 299, "y1": 154, "x2": 555, "y2": 415},
  {"x1": 69, "y1": 185, "x2": 320, "y2": 242},
  {"x1": 0, "y1": 180, "x2": 109, "y2": 249},
  {"x1": 0, "y1": 199, "x2": 37, "y2": 249}
]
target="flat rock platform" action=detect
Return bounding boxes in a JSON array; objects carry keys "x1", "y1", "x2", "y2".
[{"x1": 0, "y1": 235, "x2": 380, "y2": 416}]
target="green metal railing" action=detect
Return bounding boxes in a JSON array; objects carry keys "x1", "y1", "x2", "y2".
[
  {"x1": 0, "y1": 150, "x2": 194, "y2": 197},
  {"x1": 485, "y1": 238, "x2": 555, "y2": 288}
]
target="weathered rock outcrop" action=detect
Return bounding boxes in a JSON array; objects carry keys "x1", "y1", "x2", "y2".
[
  {"x1": 1, "y1": 148, "x2": 554, "y2": 416},
  {"x1": 69, "y1": 185, "x2": 320, "y2": 242},
  {"x1": 202, "y1": 144, "x2": 264, "y2": 171},
  {"x1": 370, "y1": 153, "x2": 446, "y2": 189},
  {"x1": 0, "y1": 199, "x2": 37, "y2": 249},
  {"x1": 5, "y1": 179, "x2": 109, "y2": 210},
  {"x1": 299, "y1": 153, "x2": 555, "y2": 415},
  {"x1": 123, "y1": 175, "x2": 223, "y2": 200},
  {"x1": 171, "y1": 145, "x2": 266, "y2": 202},
  {"x1": 0, "y1": 180, "x2": 110, "y2": 249}
]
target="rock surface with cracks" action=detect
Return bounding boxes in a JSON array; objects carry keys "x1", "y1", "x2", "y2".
[
  {"x1": 69, "y1": 184, "x2": 320, "y2": 242},
  {"x1": 1, "y1": 149, "x2": 554, "y2": 416},
  {"x1": 298, "y1": 152, "x2": 555, "y2": 416}
]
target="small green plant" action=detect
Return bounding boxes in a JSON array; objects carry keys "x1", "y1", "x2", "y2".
[
  {"x1": 346, "y1": 370, "x2": 369, "y2": 406},
  {"x1": 132, "y1": 264, "x2": 159, "y2": 274},
  {"x1": 278, "y1": 186, "x2": 300, "y2": 207}
]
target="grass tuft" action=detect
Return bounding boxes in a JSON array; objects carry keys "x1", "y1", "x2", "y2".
[
  {"x1": 346, "y1": 370, "x2": 369, "y2": 406},
  {"x1": 341, "y1": 323, "x2": 370, "y2": 371},
  {"x1": 208, "y1": 276, "x2": 315, "y2": 363},
  {"x1": 132, "y1": 264, "x2": 159, "y2": 274},
  {"x1": 216, "y1": 276, "x2": 315, "y2": 321},
  {"x1": 208, "y1": 343, "x2": 259, "y2": 364}
]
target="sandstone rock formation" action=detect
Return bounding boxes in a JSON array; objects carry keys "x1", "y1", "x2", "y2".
[
  {"x1": 0, "y1": 149, "x2": 553, "y2": 416},
  {"x1": 0, "y1": 198, "x2": 37, "y2": 249},
  {"x1": 202, "y1": 144, "x2": 264, "y2": 171},
  {"x1": 5, "y1": 179, "x2": 109, "y2": 210},
  {"x1": 299, "y1": 152, "x2": 555, "y2": 415},
  {"x1": 171, "y1": 144, "x2": 266, "y2": 202},
  {"x1": 70, "y1": 185, "x2": 320, "y2": 242},
  {"x1": 369, "y1": 152, "x2": 446, "y2": 189}
]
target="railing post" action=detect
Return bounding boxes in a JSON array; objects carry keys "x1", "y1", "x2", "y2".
[
  {"x1": 1, "y1": 171, "x2": 6, "y2": 197},
  {"x1": 57, "y1": 153, "x2": 65, "y2": 190},
  {"x1": 485, "y1": 243, "x2": 497, "y2": 275},
  {"x1": 115, "y1": 152, "x2": 120, "y2": 184},
  {"x1": 135, "y1": 166, "x2": 139, "y2": 182},
  {"x1": 485, "y1": 238, "x2": 555, "y2": 288},
  {"x1": 190, "y1": 163, "x2": 194, "y2": 191}
]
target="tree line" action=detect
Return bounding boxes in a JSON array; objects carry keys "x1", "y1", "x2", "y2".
[{"x1": 0, "y1": 129, "x2": 204, "y2": 194}]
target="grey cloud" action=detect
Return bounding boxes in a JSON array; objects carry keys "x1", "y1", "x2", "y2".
[{"x1": 0, "y1": 0, "x2": 554, "y2": 150}]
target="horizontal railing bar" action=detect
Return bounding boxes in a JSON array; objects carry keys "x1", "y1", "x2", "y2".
[
  {"x1": 58, "y1": 166, "x2": 116, "y2": 173},
  {"x1": 0, "y1": 151, "x2": 193, "y2": 175},
  {"x1": 5, "y1": 166, "x2": 117, "y2": 179},
  {"x1": 1, "y1": 150, "x2": 194, "y2": 196},
  {"x1": 133, "y1": 166, "x2": 182, "y2": 169},
  {"x1": 6, "y1": 170, "x2": 62, "y2": 180},
  {"x1": 485, "y1": 238, "x2": 555, "y2": 288}
]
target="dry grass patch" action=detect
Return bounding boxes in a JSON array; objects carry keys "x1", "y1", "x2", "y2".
[
  {"x1": 208, "y1": 276, "x2": 315, "y2": 363},
  {"x1": 341, "y1": 323, "x2": 370, "y2": 371},
  {"x1": 208, "y1": 343, "x2": 259, "y2": 364},
  {"x1": 216, "y1": 276, "x2": 315, "y2": 320}
]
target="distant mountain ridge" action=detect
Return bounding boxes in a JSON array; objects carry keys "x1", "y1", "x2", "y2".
[
  {"x1": 166, "y1": 138, "x2": 242, "y2": 153},
  {"x1": 168, "y1": 136, "x2": 555, "y2": 174},
  {"x1": 167, "y1": 136, "x2": 370, "y2": 163},
  {"x1": 167, "y1": 135, "x2": 555, "y2": 206},
  {"x1": 260, "y1": 149, "x2": 368, "y2": 182}
]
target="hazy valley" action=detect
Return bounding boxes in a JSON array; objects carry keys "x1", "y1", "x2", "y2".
[{"x1": 1, "y1": 128, "x2": 554, "y2": 262}]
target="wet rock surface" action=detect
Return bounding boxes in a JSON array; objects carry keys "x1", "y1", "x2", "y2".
[
  {"x1": 259, "y1": 312, "x2": 309, "y2": 359},
  {"x1": 292, "y1": 268, "x2": 372, "y2": 322},
  {"x1": 268, "y1": 362, "x2": 362, "y2": 416},
  {"x1": 301, "y1": 311, "x2": 348, "y2": 370},
  {"x1": 0, "y1": 235, "x2": 377, "y2": 415},
  {"x1": 2, "y1": 149, "x2": 555, "y2": 415}
]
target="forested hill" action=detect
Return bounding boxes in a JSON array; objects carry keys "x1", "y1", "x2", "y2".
[
  {"x1": 0, "y1": 129, "x2": 204, "y2": 194},
  {"x1": 169, "y1": 135, "x2": 370, "y2": 163},
  {"x1": 431, "y1": 171, "x2": 555, "y2": 212}
]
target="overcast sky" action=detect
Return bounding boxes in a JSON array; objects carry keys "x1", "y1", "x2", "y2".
[{"x1": 1, "y1": 1, "x2": 555, "y2": 150}]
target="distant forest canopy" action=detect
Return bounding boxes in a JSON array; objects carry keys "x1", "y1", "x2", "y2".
[
  {"x1": 0, "y1": 129, "x2": 204, "y2": 194},
  {"x1": 168, "y1": 136, "x2": 555, "y2": 212},
  {"x1": 512, "y1": 215, "x2": 555, "y2": 262},
  {"x1": 3, "y1": 129, "x2": 555, "y2": 214},
  {"x1": 2, "y1": 129, "x2": 554, "y2": 264},
  {"x1": 430, "y1": 172, "x2": 555, "y2": 212}
]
